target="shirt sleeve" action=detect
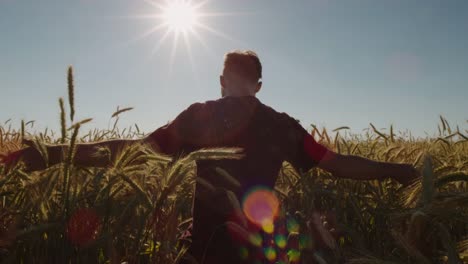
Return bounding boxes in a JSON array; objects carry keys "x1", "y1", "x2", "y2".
[
  {"x1": 147, "y1": 102, "x2": 212, "y2": 155},
  {"x1": 281, "y1": 114, "x2": 329, "y2": 172}
]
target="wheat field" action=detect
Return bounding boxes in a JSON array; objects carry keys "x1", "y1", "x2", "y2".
[{"x1": 0, "y1": 68, "x2": 467, "y2": 263}]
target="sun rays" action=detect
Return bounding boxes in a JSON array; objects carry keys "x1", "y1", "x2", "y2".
[{"x1": 126, "y1": 0, "x2": 245, "y2": 74}]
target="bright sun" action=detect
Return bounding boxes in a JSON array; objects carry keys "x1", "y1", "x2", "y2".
[
  {"x1": 130, "y1": 0, "x2": 242, "y2": 71},
  {"x1": 162, "y1": 1, "x2": 198, "y2": 33}
]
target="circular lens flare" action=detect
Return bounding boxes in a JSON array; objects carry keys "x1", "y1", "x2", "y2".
[
  {"x1": 249, "y1": 232, "x2": 263, "y2": 247},
  {"x1": 242, "y1": 187, "x2": 280, "y2": 231},
  {"x1": 286, "y1": 217, "x2": 300, "y2": 233},
  {"x1": 287, "y1": 249, "x2": 301, "y2": 263},
  {"x1": 275, "y1": 234, "x2": 287, "y2": 249},
  {"x1": 264, "y1": 247, "x2": 277, "y2": 262},
  {"x1": 262, "y1": 220, "x2": 275, "y2": 234},
  {"x1": 239, "y1": 246, "x2": 249, "y2": 260}
]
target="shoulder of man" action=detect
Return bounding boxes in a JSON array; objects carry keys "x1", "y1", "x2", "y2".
[
  {"x1": 181, "y1": 96, "x2": 258, "y2": 117},
  {"x1": 254, "y1": 101, "x2": 305, "y2": 130},
  {"x1": 180, "y1": 97, "x2": 305, "y2": 133},
  {"x1": 182, "y1": 97, "x2": 223, "y2": 113},
  {"x1": 176, "y1": 100, "x2": 216, "y2": 122}
]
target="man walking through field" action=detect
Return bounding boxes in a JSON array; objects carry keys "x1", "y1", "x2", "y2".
[{"x1": 1, "y1": 50, "x2": 419, "y2": 263}]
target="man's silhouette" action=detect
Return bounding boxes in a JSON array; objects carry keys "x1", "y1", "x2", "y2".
[{"x1": 1, "y1": 50, "x2": 419, "y2": 263}]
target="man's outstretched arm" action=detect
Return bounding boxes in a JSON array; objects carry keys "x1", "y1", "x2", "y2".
[
  {"x1": 1, "y1": 104, "x2": 195, "y2": 172},
  {"x1": 303, "y1": 134, "x2": 419, "y2": 186},
  {"x1": 0, "y1": 138, "x2": 151, "y2": 172}
]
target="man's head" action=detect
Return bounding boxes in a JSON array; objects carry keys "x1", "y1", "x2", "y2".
[{"x1": 220, "y1": 50, "x2": 262, "y2": 97}]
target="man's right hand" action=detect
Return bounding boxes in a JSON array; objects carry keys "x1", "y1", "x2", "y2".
[
  {"x1": 0, "y1": 149, "x2": 24, "y2": 172},
  {"x1": 0, "y1": 147, "x2": 46, "y2": 173},
  {"x1": 0, "y1": 138, "x2": 41, "y2": 172}
]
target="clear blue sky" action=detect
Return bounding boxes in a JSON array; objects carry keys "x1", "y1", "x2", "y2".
[{"x1": 1, "y1": 0, "x2": 467, "y2": 138}]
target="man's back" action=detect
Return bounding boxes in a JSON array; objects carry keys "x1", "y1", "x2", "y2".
[{"x1": 149, "y1": 96, "x2": 322, "y2": 263}]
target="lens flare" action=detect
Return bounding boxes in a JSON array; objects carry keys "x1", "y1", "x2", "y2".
[
  {"x1": 242, "y1": 187, "x2": 280, "y2": 231},
  {"x1": 275, "y1": 234, "x2": 287, "y2": 249},
  {"x1": 239, "y1": 246, "x2": 249, "y2": 260},
  {"x1": 287, "y1": 249, "x2": 301, "y2": 263},
  {"x1": 299, "y1": 234, "x2": 313, "y2": 249},
  {"x1": 249, "y1": 232, "x2": 263, "y2": 247},
  {"x1": 286, "y1": 217, "x2": 299, "y2": 233},
  {"x1": 264, "y1": 247, "x2": 277, "y2": 261},
  {"x1": 262, "y1": 220, "x2": 275, "y2": 234}
]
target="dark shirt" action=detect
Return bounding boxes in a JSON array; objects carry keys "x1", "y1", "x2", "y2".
[{"x1": 149, "y1": 96, "x2": 328, "y2": 263}]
